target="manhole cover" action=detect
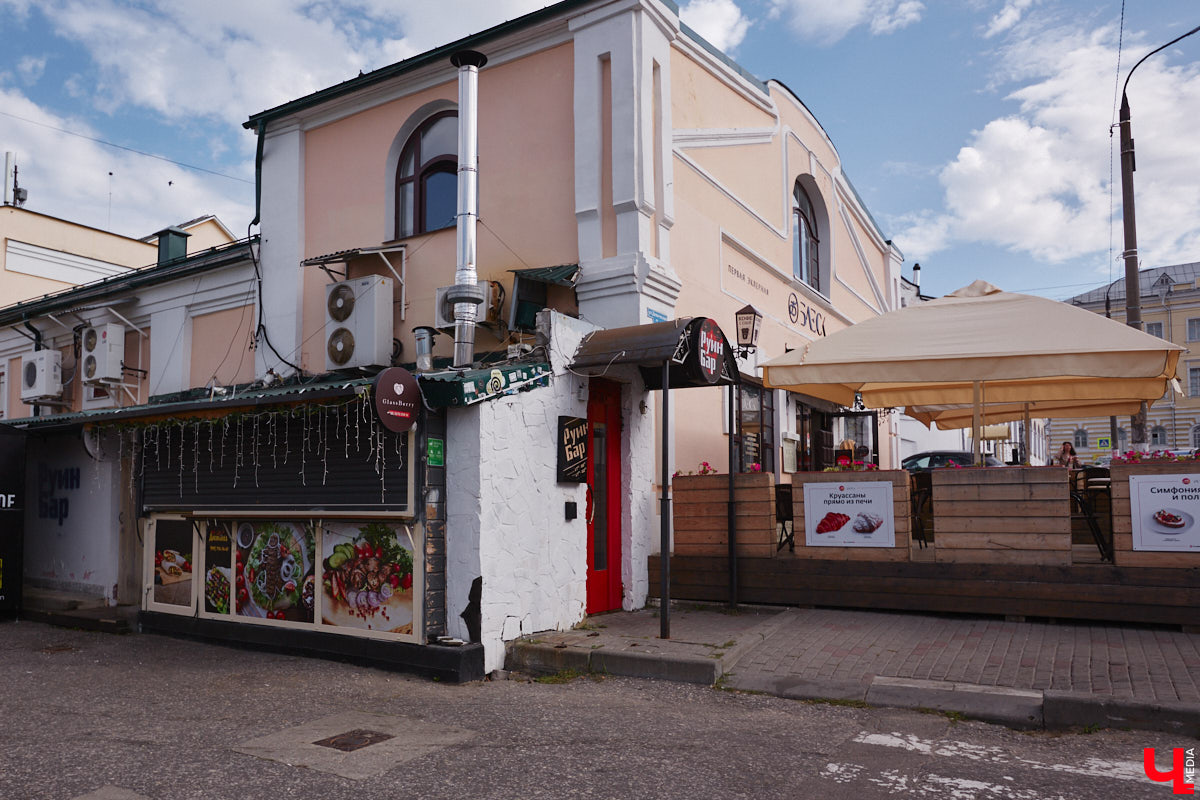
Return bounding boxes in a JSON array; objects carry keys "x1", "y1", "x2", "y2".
[
  {"x1": 312, "y1": 729, "x2": 395, "y2": 752},
  {"x1": 38, "y1": 644, "x2": 76, "y2": 654}
]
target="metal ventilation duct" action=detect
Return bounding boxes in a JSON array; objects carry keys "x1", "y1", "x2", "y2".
[{"x1": 447, "y1": 49, "x2": 488, "y2": 368}]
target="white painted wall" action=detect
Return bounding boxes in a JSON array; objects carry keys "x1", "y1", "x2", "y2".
[
  {"x1": 255, "y1": 123, "x2": 305, "y2": 378},
  {"x1": 444, "y1": 310, "x2": 666, "y2": 672},
  {"x1": 23, "y1": 433, "x2": 120, "y2": 602}
]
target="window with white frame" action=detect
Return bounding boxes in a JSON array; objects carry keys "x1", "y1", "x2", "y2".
[
  {"x1": 1145, "y1": 321, "x2": 1164, "y2": 339},
  {"x1": 1192, "y1": 425, "x2": 1200, "y2": 451},
  {"x1": 1073, "y1": 428, "x2": 1088, "y2": 449},
  {"x1": 1188, "y1": 318, "x2": 1200, "y2": 341},
  {"x1": 792, "y1": 182, "x2": 820, "y2": 292},
  {"x1": 1151, "y1": 425, "x2": 1168, "y2": 446},
  {"x1": 1190, "y1": 366, "x2": 1200, "y2": 397}
]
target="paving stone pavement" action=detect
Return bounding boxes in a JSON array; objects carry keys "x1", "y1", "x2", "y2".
[
  {"x1": 508, "y1": 602, "x2": 1200, "y2": 733},
  {"x1": 727, "y1": 607, "x2": 1200, "y2": 704}
]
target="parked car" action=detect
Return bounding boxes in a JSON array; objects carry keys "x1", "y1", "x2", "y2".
[{"x1": 901, "y1": 450, "x2": 1003, "y2": 472}]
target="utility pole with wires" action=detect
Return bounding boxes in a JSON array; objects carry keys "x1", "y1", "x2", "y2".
[{"x1": 1117, "y1": 22, "x2": 1200, "y2": 453}]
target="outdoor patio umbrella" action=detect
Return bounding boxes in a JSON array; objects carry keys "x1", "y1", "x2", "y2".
[{"x1": 761, "y1": 280, "x2": 1183, "y2": 462}]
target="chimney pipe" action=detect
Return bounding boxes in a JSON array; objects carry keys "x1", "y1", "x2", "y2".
[
  {"x1": 4, "y1": 152, "x2": 13, "y2": 206},
  {"x1": 912, "y1": 262, "x2": 921, "y2": 288},
  {"x1": 448, "y1": 49, "x2": 488, "y2": 368}
]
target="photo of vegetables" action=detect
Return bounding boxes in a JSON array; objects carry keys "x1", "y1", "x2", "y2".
[
  {"x1": 321, "y1": 521, "x2": 415, "y2": 634},
  {"x1": 235, "y1": 521, "x2": 315, "y2": 623}
]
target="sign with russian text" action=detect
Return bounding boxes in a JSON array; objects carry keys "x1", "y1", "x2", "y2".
[
  {"x1": 803, "y1": 480, "x2": 895, "y2": 547},
  {"x1": 1129, "y1": 474, "x2": 1200, "y2": 551},
  {"x1": 557, "y1": 416, "x2": 588, "y2": 483}
]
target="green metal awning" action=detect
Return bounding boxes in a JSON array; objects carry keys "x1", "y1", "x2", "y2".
[
  {"x1": 509, "y1": 264, "x2": 579, "y2": 287},
  {"x1": 419, "y1": 362, "x2": 550, "y2": 408}
]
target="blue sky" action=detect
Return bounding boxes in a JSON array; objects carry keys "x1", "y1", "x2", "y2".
[{"x1": 0, "y1": 0, "x2": 1197, "y2": 301}]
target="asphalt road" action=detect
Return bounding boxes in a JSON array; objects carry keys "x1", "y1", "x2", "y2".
[{"x1": 1, "y1": 620, "x2": 1194, "y2": 800}]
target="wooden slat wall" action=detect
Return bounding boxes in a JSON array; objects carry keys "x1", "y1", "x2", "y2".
[
  {"x1": 650, "y1": 554, "x2": 1200, "y2": 626},
  {"x1": 672, "y1": 473, "x2": 778, "y2": 559},
  {"x1": 1111, "y1": 463, "x2": 1200, "y2": 568},
  {"x1": 790, "y1": 470, "x2": 911, "y2": 562},
  {"x1": 932, "y1": 467, "x2": 1071, "y2": 566}
]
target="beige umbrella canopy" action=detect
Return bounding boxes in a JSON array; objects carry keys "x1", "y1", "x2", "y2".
[{"x1": 762, "y1": 280, "x2": 1182, "y2": 455}]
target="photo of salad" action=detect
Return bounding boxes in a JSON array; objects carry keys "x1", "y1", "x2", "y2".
[
  {"x1": 321, "y1": 521, "x2": 415, "y2": 634},
  {"x1": 235, "y1": 521, "x2": 315, "y2": 623}
]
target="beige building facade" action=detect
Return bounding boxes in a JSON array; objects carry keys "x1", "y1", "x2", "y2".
[{"x1": 1050, "y1": 262, "x2": 1200, "y2": 460}]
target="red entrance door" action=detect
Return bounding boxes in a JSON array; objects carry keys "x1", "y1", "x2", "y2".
[{"x1": 586, "y1": 379, "x2": 623, "y2": 613}]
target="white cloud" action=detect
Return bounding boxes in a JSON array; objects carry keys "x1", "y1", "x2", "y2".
[
  {"x1": 680, "y1": 0, "x2": 751, "y2": 53},
  {"x1": 767, "y1": 0, "x2": 924, "y2": 44},
  {"x1": 17, "y1": 55, "x2": 46, "y2": 85},
  {"x1": 895, "y1": 20, "x2": 1200, "y2": 269},
  {"x1": 984, "y1": 0, "x2": 1036, "y2": 39},
  {"x1": 0, "y1": 87, "x2": 254, "y2": 238},
  {"x1": 29, "y1": 0, "x2": 552, "y2": 126}
]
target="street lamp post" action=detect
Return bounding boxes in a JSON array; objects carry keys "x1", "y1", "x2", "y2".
[
  {"x1": 728, "y1": 305, "x2": 762, "y2": 608},
  {"x1": 1118, "y1": 23, "x2": 1200, "y2": 452}
]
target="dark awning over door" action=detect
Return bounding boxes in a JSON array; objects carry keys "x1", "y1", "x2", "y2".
[{"x1": 570, "y1": 317, "x2": 739, "y2": 390}]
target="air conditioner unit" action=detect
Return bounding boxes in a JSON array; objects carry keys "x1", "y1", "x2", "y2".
[
  {"x1": 435, "y1": 280, "x2": 500, "y2": 330},
  {"x1": 20, "y1": 350, "x2": 62, "y2": 401},
  {"x1": 325, "y1": 275, "x2": 394, "y2": 371},
  {"x1": 81, "y1": 322, "x2": 125, "y2": 384}
]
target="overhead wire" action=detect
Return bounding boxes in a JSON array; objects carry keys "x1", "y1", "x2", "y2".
[{"x1": 0, "y1": 109, "x2": 253, "y2": 184}]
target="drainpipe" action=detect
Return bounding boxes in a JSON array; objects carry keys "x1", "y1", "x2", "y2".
[
  {"x1": 25, "y1": 320, "x2": 42, "y2": 417},
  {"x1": 447, "y1": 50, "x2": 488, "y2": 368}
]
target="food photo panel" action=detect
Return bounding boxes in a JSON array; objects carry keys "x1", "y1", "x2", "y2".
[
  {"x1": 202, "y1": 521, "x2": 233, "y2": 615},
  {"x1": 234, "y1": 521, "x2": 316, "y2": 623},
  {"x1": 321, "y1": 521, "x2": 416, "y2": 635},
  {"x1": 803, "y1": 481, "x2": 896, "y2": 547}
]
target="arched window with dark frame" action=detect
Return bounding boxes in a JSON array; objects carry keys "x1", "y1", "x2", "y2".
[
  {"x1": 394, "y1": 111, "x2": 458, "y2": 239},
  {"x1": 792, "y1": 182, "x2": 820, "y2": 292}
]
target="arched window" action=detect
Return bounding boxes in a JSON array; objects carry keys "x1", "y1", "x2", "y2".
[
  {"x1": 792, "y1": 182, "x2": 820, "y2": 292},
  {"x1": 394, "y1": 111, "x2": 458, "y2": 239},
  {"x1": 1150, "y1": 425, "x2": 1168, "y2": 446},
  {"x1": 1073, "y1": 428, "x2": 1088, "y2": 449}
]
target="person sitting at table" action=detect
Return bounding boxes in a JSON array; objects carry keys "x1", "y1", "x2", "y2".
[{"x1": 1054, "y1": 441, "x2": 1081, "y2": 468}]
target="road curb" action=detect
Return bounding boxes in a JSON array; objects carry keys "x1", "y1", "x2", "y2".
[
  {"x1": 865, "y1": 676, "x2": 1043, "y2": 729},
  {"x1": 507, "y1": 641, "x2": 720, "y2": 685},
  {"x1": 1043, "y1": 690, "x2": 1200, "y2": 737}
]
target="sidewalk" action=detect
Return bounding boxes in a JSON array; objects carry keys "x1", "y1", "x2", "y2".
[{"x1": 505, "y1": 603, "x2": 1200, "y2": 736}]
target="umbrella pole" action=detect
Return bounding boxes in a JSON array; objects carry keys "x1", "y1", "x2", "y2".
[{"x1": 973, "y1": 381, "x2": 983, "y2": 466}]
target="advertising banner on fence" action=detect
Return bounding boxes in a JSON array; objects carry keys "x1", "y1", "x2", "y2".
[
  {"x1": 803, "y1": 480, "x2": 895, "y2": 547},
  {"x1": 1129, "y1": 474, "x2": 1200, "y2": 552}
]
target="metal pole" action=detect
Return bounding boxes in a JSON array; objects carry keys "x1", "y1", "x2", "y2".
[
  {"x1": 660, "y1": 359, "x2": 671, "y2": 640},
  {"x1": 972, "y1": 381, "x2": 982, "y2": 466},
  {"x1": 727, "y1": 382, "x2": 737, "y2": 608},
  {"x1": 1119, "y1": 92, "x2": 1148, "y2": 450},
  {"x1": 1023, "y1": 403, "x2": 1031, "y2": 465}
]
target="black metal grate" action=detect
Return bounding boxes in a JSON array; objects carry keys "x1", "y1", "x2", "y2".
[{"x1": 312, "y1": 729, "x2": 394, "y2": 752}]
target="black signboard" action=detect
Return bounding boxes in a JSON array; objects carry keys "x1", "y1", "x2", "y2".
[
  {"x1": 557, "y1": 416, "x2": 588, "y2": 483},
  {"x1": 374, "y1": 367, "x2": 421, "y2": 433},
  {"x1": 0, "y1": 426, "x2": 26, "y2": 613}
]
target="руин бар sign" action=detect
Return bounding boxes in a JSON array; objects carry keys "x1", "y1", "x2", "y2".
[
  {"x1": 803, "y1": 481, "x2": 895, "y2": 547},
  {"x1": 557, "y1": 416, "x2": 588, "y2": 483}
]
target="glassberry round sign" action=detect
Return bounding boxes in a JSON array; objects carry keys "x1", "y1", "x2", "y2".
[{"x1": 373, "y1": 367, "x2": 420, "y2": 433}]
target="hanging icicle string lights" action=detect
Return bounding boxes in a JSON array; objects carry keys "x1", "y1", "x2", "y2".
[{"x1": 109, "y1": 389, "x2": 400, "y2": 501}]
